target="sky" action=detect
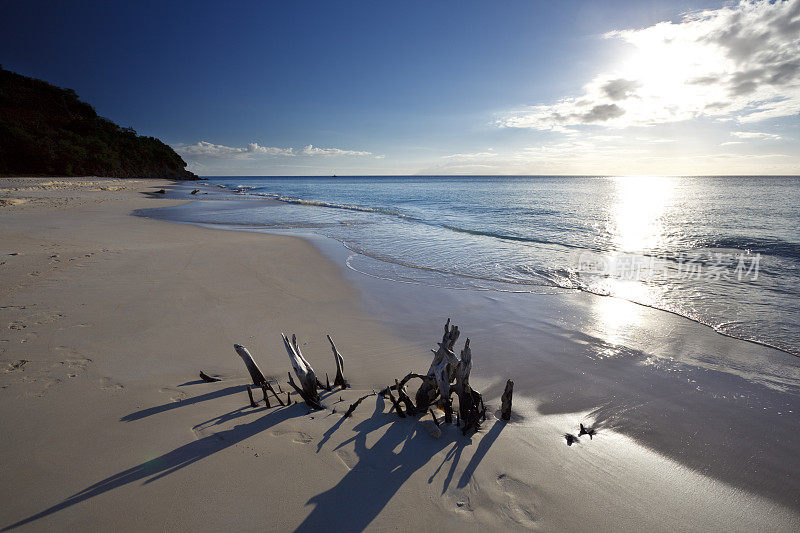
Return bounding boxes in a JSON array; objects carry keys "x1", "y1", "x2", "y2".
[{"x1": 1, "y1": 0, "x2": 798, "y2": 175}]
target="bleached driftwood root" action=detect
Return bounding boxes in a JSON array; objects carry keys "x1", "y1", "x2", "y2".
[
  {"x1": 283, "y1": 333, "x2": 323, "y2": 409},
  {"x1": 230, "y1": 319, "x2": 487, "y2": 437},
  {"x1": 380, "y1": 318, "x2": 486, "y2": 435}
]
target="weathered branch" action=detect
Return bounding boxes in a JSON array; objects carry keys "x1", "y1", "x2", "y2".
[
  {"x1": 327, "y1": 334, "x2": 348, "y2": 389},
  {"x1": 265, "y1": 380, "x2": 285, "y2": 407},
  {"x1": 233, "y1": 344, "x2": 267, "y2": 387},
  {"x1": 501, "y1": 379, "x2": 514, "y2": 421},
  {"x1": 246, "y1": 385, "x2": 258, "y2": 408},
  {"x1": 199, "y1": 371, "x2": 221, "y2": 383},
  {"x1": 395, "y1": 378, "x2": 417, "y2": 415},
  {"x1": 261, "y1": 385, "x2": 271, "y2": 408},
  {"x1": 343, "y1": 393, "x2": 375, "y2": 418},
  {"x1": 381, "y1": 387, "x2": 406, "y2": 418}
]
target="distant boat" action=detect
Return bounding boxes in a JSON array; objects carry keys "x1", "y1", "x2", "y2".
[{"x1": 332, "y1": 174, "x2": 337, "y2": 177}]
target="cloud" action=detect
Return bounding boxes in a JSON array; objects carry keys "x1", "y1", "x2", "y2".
[
  {"x1": 442, "y1": 151, "x2": 499, "y2": 160},
  {"x1": 602, "y1": 79, "x2": 642, "y2": 101},
  {"x1": 296, "y1": 144, "x2": 371, "y2": 156},
  {"x1": 174, "y1": 141, "x2": 371, "y2": 158},
  {"x1": 499, "y1": 0, "x2": 800, "y2": 130},
  {"x1": 731, "y1": 131, "x2": 782, "y2": 139}
]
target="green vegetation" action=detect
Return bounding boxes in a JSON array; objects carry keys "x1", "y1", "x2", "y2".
[{"x1": 0, "y1": 67, "x2": 197, "y2": 179}]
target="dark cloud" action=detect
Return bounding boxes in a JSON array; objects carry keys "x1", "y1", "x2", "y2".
[
  {"x1": 579, "y1": 104, "x2": 626, "y2": 123},
  {"x1": 601, "y1": 79, "x2": 642, "y2": 100},
  {"x1": 701, "y1": 0, "x2": 800, "y2": 98}
]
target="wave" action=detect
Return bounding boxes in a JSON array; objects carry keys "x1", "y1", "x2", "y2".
[
  {"x1": 238, "y1": 190, "x2": 422, "y2": 221},
  {"x1": 696, "y1": 235, "x2": 800, "y2": 261},
  {"x1": 440, "y1": 224, "x2": 586, "y2": 250}
]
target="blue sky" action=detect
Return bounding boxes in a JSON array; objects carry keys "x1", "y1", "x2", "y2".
[{"x1": 1, "y1": 0, "x2": 798, "y2": 175}]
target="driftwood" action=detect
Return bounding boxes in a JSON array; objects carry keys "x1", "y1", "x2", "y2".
[
  {"x1": 429, "y1": 408, "x2": 441, "y2": 427},
  {"x1": 246, "y1": 385, "x2": 258, "y2": 408},
  {"x1": 231, "y1": 320, "x2": 488, "y2": 438},
  {"x1": 501, "y1": 379, "x2": 514, "y2": 421},
  {"x1": 381, "y1": 387, "x2": 406, "y2": 418},
  {"x1": 282, "y1": 333, "x2": 322, "y2": 409},
  {"x1": 233, "y1": 344, "x2": 267, "y2": 387},
  {"x1": 415, "y1": 319, "x2": 460, "y2": 410},
  {"x1": 199, "y1": 371, "x2": 220, "y2": 383},
  {"x1": 261, "y1": 385, "x2": 272, "y2": 409},
  {"x1": 343, "y1": 392, "x2": 374, "y2": 418},
  {"x1": 371, "y1": 319, "x2": 486, "y2": 435},
  {"x1": 395, "y1": 379, "x2": 417, "y2": 415},
  {"x1": 264, "y1": 380, "x2": 284, "y2": 406},
  {"x1": 327, "y1": 335, "x2": 348, "y2": 389}
]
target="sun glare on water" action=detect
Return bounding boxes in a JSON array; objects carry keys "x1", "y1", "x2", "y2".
[{"x1": 610, "y1": 175, "x2": 674, "y2": 253}]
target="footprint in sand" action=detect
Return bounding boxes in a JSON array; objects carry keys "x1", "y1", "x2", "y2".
[
  {"x1": 334, "y1": 448, "x2": 377, "y2": 473},
  {"x1": 33, "y1": 312, "x2": 64, "y2": 325},
  {"x1": 3, "y1": 360, "x2": 29, "y2": 373},
  {"x1": 335, "y1": 449, "x2": 359, "y2": 471},
  {"x1": 56, "y1": 357, "x2": 93, "y2": 375},
  {"x1": 8, "y1": 321, "x2": 26, "y2": 331},
  {"x1": 159, "y1": 387, "x2": 187, "y2": 402},
  {"x1": 99, "y1": 377, "x2": 125, "y2": 391},
  {"x1": 496, "y1": 474, "x2": 537, "y2": 528},
  {"x1": 271, "y1": 429, "x2": 313, "y2": 444}
]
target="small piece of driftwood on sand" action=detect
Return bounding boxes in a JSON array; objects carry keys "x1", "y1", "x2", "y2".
[
  {"x1": 199, "y1": 371, "x2": 221, "y2": 383},
  {"x1": 501, "y1": 379, "x2": 514, "y2": 421}
]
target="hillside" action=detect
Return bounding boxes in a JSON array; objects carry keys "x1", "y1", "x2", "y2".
[{"x1": 0, "y1": 67, "x2": 197, "y2": 179}]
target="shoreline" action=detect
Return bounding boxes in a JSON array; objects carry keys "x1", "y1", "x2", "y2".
[
  {"x1": 148, "y1": 181, "x2": 800, "y2": 359},
  {"x1": 1, "y1": 178, "x2": 798, "y2": 531}
]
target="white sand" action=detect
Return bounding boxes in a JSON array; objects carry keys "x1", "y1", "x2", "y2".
[{"x1": 0, "y1": 178, "x2": 797, "y2": 531}]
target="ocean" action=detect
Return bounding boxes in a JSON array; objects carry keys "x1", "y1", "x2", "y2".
[{"x1": 155, "y1": 175, "x2": 800, "y2": 356}]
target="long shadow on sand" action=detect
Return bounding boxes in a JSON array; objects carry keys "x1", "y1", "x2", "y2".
[
  {"x1": 120, "y1": 385, "x2": 246, "y2": 421},
  {"x1": 301, "y1": 397, "x2": 504, "y2": 530},
  {"x1": 5, "y1": 393, "x2": 503, "y2": 531},
  {"x1": 1, "y1": 402, "x2": 306, "y2": 531}
]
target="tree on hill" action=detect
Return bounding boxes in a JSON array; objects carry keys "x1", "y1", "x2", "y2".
[{"x1": 0, "y1": 66, "x2": 197, "y2": 179}]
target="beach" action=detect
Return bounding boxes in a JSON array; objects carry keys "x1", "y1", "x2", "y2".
[{"x1": 1, "y1": 177, "x2": 798, "y2": 532}]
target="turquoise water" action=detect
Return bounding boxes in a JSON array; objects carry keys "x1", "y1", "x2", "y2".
[{"x1": 158, "y1": 176, "x2": 800, "y2": 355}]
